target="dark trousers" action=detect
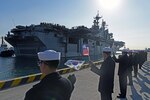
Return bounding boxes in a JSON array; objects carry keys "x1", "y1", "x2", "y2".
[
  {"x1": 127, "y1": 71, "x2": 133, "y2": 85},
  {"x1": 133, "y1": 65, "x2": 138, "y2": 77},
  {"x1": 119, "y1": 75, "x2": 127, "y2": 97},
  {"x1": 139, "y1": 63, "x2": 143, "y2": 69},
  {"x1": 100, "y1": 92, "x2": 112, "y2": 100}
]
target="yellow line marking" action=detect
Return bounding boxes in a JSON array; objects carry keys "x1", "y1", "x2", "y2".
[
  {"x1": 40, "y1": 74, "x2": 45, "y2": 80},
  {"x1": 70, "y1": 68, "x2": 74, "y2": 72},
  {"x1": 0, "y1": 82, "x2": 5, "y2": 89},
  {"x1": 62, "y1": 69, "x2": 68, "y2": 74},
  {"x1": 27, "y1": 76, "x2": 36, "y2": 83},
  {"x1": 11, "y1": 78, "x2": 21, "y2": 87}
]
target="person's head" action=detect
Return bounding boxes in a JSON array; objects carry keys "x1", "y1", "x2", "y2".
[
  {"x1": 122, "y1": 49, "x2": 128, "y2": 55},
  {"x1": 128, "y1": 50, "x2": 132, "y2": 55},
  {"x1": 102, "y1": 47, "x2": 112, "y2": 60},
  {"x1": 132, "y1": 50, "x2": 138, "y2": 55},
  {"x1": 37, "y1": 50, "x2": 60, "y2": 75}
]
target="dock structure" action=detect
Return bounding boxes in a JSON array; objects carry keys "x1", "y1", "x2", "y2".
[{"x1": 0, "y1": 53, "x2": 150, "y2": 100}]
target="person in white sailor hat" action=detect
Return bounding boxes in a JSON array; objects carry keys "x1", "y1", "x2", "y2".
[
  {"x1": 113, "y1": 48, "x2": 129, "y2": 98},
  {"x1": 127, "y1": 49, "x2": 133, "y2": 85},
  {"x1": 37, "y1": 50, "x2": 61, "y2": 73},
  {"x1": 24, "y1": 50, "x2": 75, "y2": 100},
  {"x1": 89, "y1": 47, "x2": 115, "y2": 100},
  {"x1": 122, "y1": 48, "x2": 129, "y2": 53},
  {"x1": 102, "y1": 47, "x2": 112, "y2": 59},
  {"x1": 132, "y1": 50, "x2": 139, "y2": 78}
]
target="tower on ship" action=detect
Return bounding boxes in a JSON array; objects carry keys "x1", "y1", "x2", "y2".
[{"x1": 92, "y1": 11, "x2": 102, "y2": 29}]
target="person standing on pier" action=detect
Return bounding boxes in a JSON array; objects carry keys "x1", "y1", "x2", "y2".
[
  {"x1": 113, "y1": 49, "x2": 129, "y2": 99},
  {"x1": 89, "y1": 47, "x2": 115, "y2": 100},
  {"x1": 24, "y1": 50, "x2": 76, "y2": 100},
  {"x1": 132, "y1": 51, "x2": 139, "y2": 77},
  {"x1": 138, "y1": 50, "x2": 147, "y2": 69},
  {"x1": 127, "y1": 50, "x2": 133, "y2": 85}
]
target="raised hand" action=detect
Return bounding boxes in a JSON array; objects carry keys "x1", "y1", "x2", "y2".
[{"x1": 67, "y1": 74, "x2": 76, "y2": 85}]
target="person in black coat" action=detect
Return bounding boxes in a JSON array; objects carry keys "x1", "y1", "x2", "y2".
[
  {"x1": 132, "y1": 51, "x2": 139, "y2": 77},
  {"x1": 24, "y1": 50, "x2": 76, "y2": 100},
  {"x1": 113, "y1": 49, "x2": 129, "y2": 99},
  {"x1": 89, "y1": 47, "x2": 115, "y2": 100},
  {"x1": 127, "y1": 50, "x2": 133, "y2": 85},
  {"x1": 144, "y1": 51, "x2": 147, "y2": 61},
  {"x1": 138, "y1": 51, "x2": 147, "y2": 69}
]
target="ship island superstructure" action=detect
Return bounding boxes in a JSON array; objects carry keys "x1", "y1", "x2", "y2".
[{"x1": 5, "y1": 13, "x2": 124, "y2": 61}]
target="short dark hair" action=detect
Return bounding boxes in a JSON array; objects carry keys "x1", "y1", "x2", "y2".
[{"x1": 43, "y1": 60, "x2": 60, "y2": 68}]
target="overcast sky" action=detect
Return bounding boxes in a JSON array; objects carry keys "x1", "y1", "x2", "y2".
[{"x1": 0, "y1": 0, "x2": 149, "y2": 49}]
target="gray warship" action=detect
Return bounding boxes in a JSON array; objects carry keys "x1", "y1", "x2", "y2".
[{"x1": 5, "y1": 13, "x2": 124, "y2": 61}]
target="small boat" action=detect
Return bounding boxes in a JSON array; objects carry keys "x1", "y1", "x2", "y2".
[{"x1": 0, "y1": 37, "x2": 14, "y2": 57}]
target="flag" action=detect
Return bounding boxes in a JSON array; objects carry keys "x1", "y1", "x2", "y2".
[
  {"x1": 65, "y1": 60, "x2": 85, "y2": 70},
  {"x1": 82, "y1": 45, "x2": 89, "y2": 56}
]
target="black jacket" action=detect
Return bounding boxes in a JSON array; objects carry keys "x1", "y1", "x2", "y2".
[
  {"x1": 132, "y1": 53, "x2": 139, "y2": 66},
  {"x1": 99, "y1": 56, "x2": 115, "y2": 93},
  {"x1": 128, "y1": 55, "x2": 133, "y2": 71},
  {"x1": 113, "y1": 54, "x2": 129, "y2": 76},
  {"x1": 24, "y1": 72, "x2": 73, "y2": 100},
  {"x1": 91, "y1": 56, "x2": 115, "y2": 93},
  {"x1": 139, "y1": 51, "x2": 147, "y2": 65}
]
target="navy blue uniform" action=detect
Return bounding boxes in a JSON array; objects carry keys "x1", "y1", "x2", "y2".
[
  {"x1": 133, "y1": 53, "x2": 139, "y2": 77},
  {"x1": 113, "y1": 54, "x2": 129, "y2": 98},
  {"x1": 138, "y1": 51, "x2": 147, "y2": 69},
  {"x1": 91, "y1": 56, "x2": 115, "y2": 100},
  {"x1": 24, "y1": 72, "x2": 74, "y2": 100},
  {"x1": 127, "y1": 54, "x2": 133, "y2": 85}
]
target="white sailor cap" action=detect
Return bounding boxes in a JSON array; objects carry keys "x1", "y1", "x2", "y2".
[
  {"x1": 38, "y1": 50, "x2": 61, "y2": 61},
  {"x1": 128, "y1": 50, "x2": 133, "y2": 53},
  {"x1": 102, "y1": 47, "x2": 112, "y2": 52},
  {"x1": 122, "y1": 49, "x2": 128, "y2": 52},
  {"x1": 132, "y1": 50, "x2": 138, "y2": 53}
]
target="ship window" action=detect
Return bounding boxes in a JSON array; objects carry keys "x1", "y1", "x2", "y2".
[
  {"x1": 68, "y1": 37, "x2": 78, "y2": 44},
  {"x1": 83, "y1": 39, "x2": 88, "y2": 44}
]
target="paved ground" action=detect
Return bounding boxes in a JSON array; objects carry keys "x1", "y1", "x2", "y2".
[
  {"x1": 0, "y1": 57, "x2": 150, "y2": 100},
  {"x1": 71, "y1": 61, "x2": 150, "y2": 100}
]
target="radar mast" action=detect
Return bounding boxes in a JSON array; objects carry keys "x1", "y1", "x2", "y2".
[{"x1": 93, "y1": 11, "x2": 102, "y2": 29}]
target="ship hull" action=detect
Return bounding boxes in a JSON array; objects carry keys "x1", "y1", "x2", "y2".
[
  {"x1": 5, "y1": 36, "x2": 46, "y2": 57},
  {"x1": 0, "y1": 50, "x2": 14, "y2": 57}
]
